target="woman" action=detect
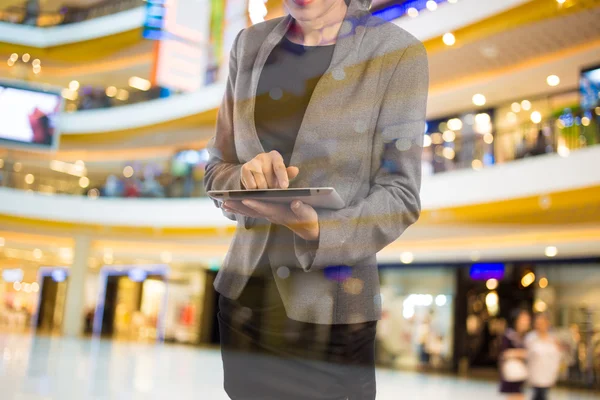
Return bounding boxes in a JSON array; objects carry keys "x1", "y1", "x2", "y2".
[
  {"x1": 525, "y1": 313, "x2": 561, "y2": 400},
  {"x1": 204, "y1": 0, "x2": 428, "y2": 398},
  {"x1": 499, "y1": 309, "x2": 532, "y2": 399}
]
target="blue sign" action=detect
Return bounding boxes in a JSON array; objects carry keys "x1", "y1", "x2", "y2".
[
  {"x1": 143, "y1": 0, "x2": 167, "y2": 40},
  {"x1": 373, "y1": 0, "x2": 446, "y2": 21},
  {"x1": 470, "y1": 263, "x2": 505, "y2": 281}
]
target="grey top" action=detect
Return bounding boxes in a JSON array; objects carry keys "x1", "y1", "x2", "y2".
[
  {"x1": 204, "y1": 0, "x2": 429, "y2": 324},
  {"x1": 255, "y1": 35, "x2": 335, "y2": 166}
]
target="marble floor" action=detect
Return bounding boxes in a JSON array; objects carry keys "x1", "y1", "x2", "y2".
[{"x1": 1, "y1": 333, "x2": 598, "y2": 400}]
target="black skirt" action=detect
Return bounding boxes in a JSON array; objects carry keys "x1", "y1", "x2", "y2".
[{"x1": 217, "y1": 276, "x2": 377, "y2": 400}]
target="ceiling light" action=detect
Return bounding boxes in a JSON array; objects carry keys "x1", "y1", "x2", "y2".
[
  {"x1": 521, "y1": 272, "x2": 535, "y2": 288},
  {"x1": 25, "y1": 174, "x2": 35, "y2": 185},
  {"x1": 442, "y1": 147, "x2": 455, "y2": 159},
  {"x1": 511, "y1": 102, "x2": 521, "y2": 113},
  {"x1": 539, "y1": 277, "x2": 549, "y2": 289},
  {"x1": 400, "y1": 252, "x2": 414, "y2": 264},
  {"x1": 32, "y1": 59, "x2": 41, "y2": 67},
  {"x1": 79, "y1": 176, "x2": 90, "y2": 188},
  {"x1": 557, "y1": 145, "x2": 570, "y2": 157},
  {"x1": 407, "y1": 7, "x2": 419, "y2": 18},
  {"x1": 123, "y1": 166, "x2": 134, "y2": 178},
  {"x1": 485, "y1": 291, "x2": 499, "y2": 307},
  {"x1": 472, "y1": 94, "x2": 486, "y2": 106},
  {"x1": 33, "y1": 65, "x2": 41, "y2": 74},
  {"x1": 61, "y1": 89, "x2": 78, "y2": 101},
  {"x1": 431, "y1": 132, "x2": 443, "y2": 144},
  {"x1": 443, "y1": 32, "x2": 456, "y2": 46},
  {"x1": 13, "y1": 162, "x2": 22, "y2": 172},
  {"x1": 483, "y1": 133, "x2": 494, "y2": 144},
  {"x1": 9, "y1": 53, "x2": 18, "y2": 62},
  {"x1": 534, "y1": 300, "x2": 547, "y2": 313},
  {"x1": 486, "y1": 279, "x2": 499, "y2": 290},
  {"x1": 447, "y1": 118, "x2": 463, "y2": 131},
  {"x1": 116, "y1": 89, "x2": 129, "y2": 101},
  {"x1": 521, "y1": 100, "x2": 531, "y2": 111},
  {"x1": 105, "y1": 86, "x2": 118, "y2": 98},
  {"x1": 471, "y1": 159, "x2": 483, "y2": 170},
  {"x1": 33, "y1": 248, "x2": 42, "y2": 260},
  {"x1": 546, "y1": 75, "x2": 560, "y2": 87},
  {"x1": 435, "y1": 295, "x2": 447, "y2": 306},
  {"x1": 442, "y1": 130, "x2": 456, "y2": 142},
  {"x1": 581, "y1": 116, "x2": 590, "y2": 126},
  {"x1": 556, "y1": 0, "x2": 566, "y2": 4},
  {"x1": 426, "y1": 1, "x2": 438, "y2": 11},
  {"x1": 69, "y1": 80, "x2": 80, "y2": 91},
  {"x1": 475, "y1": 113, "x2": 491, "y2": 125},
  {"x1": 128, "y1": 76, "x2": 151, "y2": 91},
  {"x1": 22, "y1": 53, "x2": 31, "y2": 62},
  {"x1": 545, "y1": 246, "x2": 558, "y2": 258},
  {"x1": 530, "y1": 111, "x2": 542, "y2": 124}
]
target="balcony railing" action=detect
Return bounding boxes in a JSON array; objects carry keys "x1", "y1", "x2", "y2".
[{"x1": 1, "y1": 113, "x2": 598, "y2": 199}]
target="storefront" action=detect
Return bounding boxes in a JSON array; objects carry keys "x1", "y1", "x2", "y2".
[
  {"x1": 423, "y1": 110, "x2": 496, "y2": 176},
  {"x1": 376, "y1": 265, "x2": 456, "y2": 371},
  {"x1": 85, "y1": 263, "x2": 208, "y2": 344},
  {"x1": 534, "y1": 260, "x2": 600, "y2": 389}
]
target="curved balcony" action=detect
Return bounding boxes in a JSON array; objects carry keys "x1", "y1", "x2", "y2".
[
  {"x1": 1, "y1": 146, "x2": 599, "y2": 226},
  {"x1": 1, "y1": 147, "x2": 599, "y2": 265},
  {"x1": 0, "y1": 6, "x2": 144, "y2": 48}
]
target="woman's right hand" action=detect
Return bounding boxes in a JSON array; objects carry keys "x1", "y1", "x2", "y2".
[{"x1": 241, "y1": 150, "x2": 299, "y2": 189}]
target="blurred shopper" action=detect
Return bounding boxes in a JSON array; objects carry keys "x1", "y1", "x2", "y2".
[
  {"x1": 525, "y1": 313, "x2": 561, "y2": 400},
  {"x1": 529, "y1": 130, "x2": 548, "y2": 157},
  {"x1": 204, "y1": 0, "x2": 428, "y2": 397},
  {"x1": 567, "y1": 323, "x2": 583, "y2": 381},
  {"x1": 103, "y1": 175, "x2": 122, "y2": 197},
  {"x1": 499, "y1": 309, "x2": 531, "y2": 399}
]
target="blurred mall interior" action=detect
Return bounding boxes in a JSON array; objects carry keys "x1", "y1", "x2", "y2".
[{"x1": 0, "y1": 0, "x2": 600, "y2": 398}]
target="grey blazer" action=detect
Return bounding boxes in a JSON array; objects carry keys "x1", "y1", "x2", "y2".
[{"x1": 204, "y1": 0, "x2": 429, "y2": 324}]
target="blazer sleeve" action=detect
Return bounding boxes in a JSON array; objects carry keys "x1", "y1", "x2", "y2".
[
  {"x1": 295, "y1": 41, "x2": 429, "y2": 271},
  {"x1": 204, "y1": 30, "x2": 244, "y2": 221}
]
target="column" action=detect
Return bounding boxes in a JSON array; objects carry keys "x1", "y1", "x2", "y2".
[{"x1": 62, "y1": 235, "x2": 91, "y2": 337}]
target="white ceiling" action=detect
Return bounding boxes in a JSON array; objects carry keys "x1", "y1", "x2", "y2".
[{"x1": 428, "y1": 6, "x2": 600, "y2": 88}]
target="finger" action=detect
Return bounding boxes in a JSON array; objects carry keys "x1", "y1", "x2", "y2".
[
  {"x1": 286, "y1": 166, "x2": 300, "y2": 181},
  {"x1": 242, "y1": 200, "x2": 282, "y2": 218},
  {"x1": 270, "y1": 151, "x2": 289, "y2": 188},
  {"x1": 241, "y1": 165, "x2": 257, "y2": 189},
  {"x1": 290, "y1": 200, "x2": 315, "y2": 221},
  {"x1": 224, "y1": 202, "x2": 263, "y2": 218},
  {"x1": 247, "y1": 159, "x2": 268, "y2": 189},
  {"x1": 260, "y1": 153, "x2": 277, "y2": 188},
  {"x1": 251, "y1": 170, "x2": 268, "y2": 189}
]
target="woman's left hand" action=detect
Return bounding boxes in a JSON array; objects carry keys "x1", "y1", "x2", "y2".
[{"x1": 222, "y1": 199, "x2": 319, "y2": 241}]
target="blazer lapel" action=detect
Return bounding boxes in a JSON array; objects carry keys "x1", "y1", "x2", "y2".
[
  {"x1": 288, "y1": 1, "x2": 370, "y2": 199},
  {"x1": 240, "y1": 0, "x2": 370, "y2": 230}
]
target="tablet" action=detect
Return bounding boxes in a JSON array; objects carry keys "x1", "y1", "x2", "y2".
[{"x1": 208, "y1": 187, "x2": 345, "y2": 210}]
